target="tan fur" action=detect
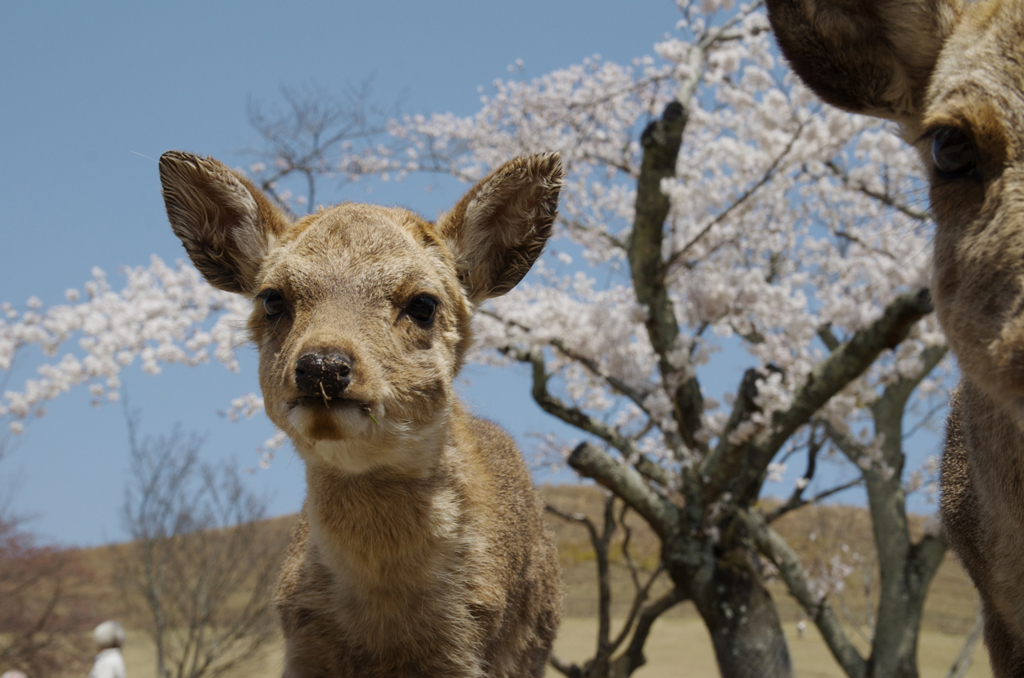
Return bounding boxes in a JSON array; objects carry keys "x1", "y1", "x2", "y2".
[
  {"x1": 159, "y1": 151, "x2": 563, "y2": 677},
  {"x1": 766, "y1": 1, "x2": 1024, "y2": 675}
]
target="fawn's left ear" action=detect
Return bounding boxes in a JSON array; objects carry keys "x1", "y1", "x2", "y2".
[
  {"x1": 437, "y1": 153, "x2": 562, "y2": 305},
  {"x1": 159, "y1": 151, "x2": 291, "y2": 295}
]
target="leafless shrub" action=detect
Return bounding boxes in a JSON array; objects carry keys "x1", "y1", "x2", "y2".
[
  {"x1": 0, "y1": 509, "x2": 96, "y2": 676},
  {"x1": 118, "y1": 411, "x2": 289, "y2": 678}
]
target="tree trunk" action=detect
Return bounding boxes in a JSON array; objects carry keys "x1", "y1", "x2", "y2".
[
  {"x1": 864, "y1": 537, "x2": 945, "y2": 678},
  {"x1": 667, "y1": 536, "x2": 793, "y2": 678}
]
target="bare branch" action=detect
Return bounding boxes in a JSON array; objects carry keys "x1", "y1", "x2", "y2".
[
  {"x1": 544, "y1": 504, "x2": 596, "y2": 532},
  {"x1": 740, "y1": 509, "x2": 867, "y2": 678},
  {"x1": 872, "y1": 343, "x2": 949, "y2": 423},
  {"x1": 945, "y1": 600, "x2": 984, "y2": 678},
  {"x1": 502, "y1": 346, "x2": 643, "y2": 462},
  {"x1": 765, "y1": 425, "x2": 863, "y2": 522},
  {"x1": 545, "y1": 499, "x2": 614, "y2": 655},
  {"x1": 628, "y1": 100, "x2": 707, "y2": 455},
  {"x1": 561, "y1": 215, "x2": 629, "y2": 251},
  {"x1": 667, "y1": 120, "x2": 805, "y2": 272},
  {"x1": 547, "y1": 495, "x2": 684, "y2": 678},
  {"x1": 619, "y1": 503, "x2": 644, "y2": 594},
  {"x1": 697, "y1": 0, "x2": 765, "y2": 50},
  {"x1": 549, "y1": 654, "x2": 582, "y2": 678},
  {"x1": 611, "y1": 586, "x2": 688, "y2": 677},
  {"x1": 705, "y1": 288, "x2": 934, "y2": 502},
  {"x1": 634, "y1": 454, "x2": 672, "y2": 488},
  {"x1": 497, "y1": 336, "x2": 680, "y2": 492},
  {"x1": 608, "y1": 504, "x2": 672, "y2": 655},
  {"x1": 825, "y1": 160, "x2": 932, "y2": 223},
  {"x1": 245, "y1": 81, "x2": 397, "y2": 214},
  {"x1": 766, "y1": 477, "x2": 864, "y2": 523},
  {"x1": 481, "y1": 309, "x2": 653, "y2": 415},
  {"x1": 568, "y1": 442, "x2": 680, "y2": 540},
  {"x1": 817, "y1": 323, "x2": 841, "y2": 352}
]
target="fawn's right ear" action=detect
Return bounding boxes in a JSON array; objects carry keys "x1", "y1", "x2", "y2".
[
  {"x1": 437, "y1": 153, "x2": 562, "y2": 305},
  {"x1": 159, "y1": 151, "x2": 290, "y2": 295},
  {"x1": 766, "y1": 0, "x2": 964, "y2": 123}
]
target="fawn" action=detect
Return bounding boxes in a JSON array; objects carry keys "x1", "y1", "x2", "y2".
[
  {"x1": 767, "y1": 1, "x2": 1024, "y2": 674},
  {"x1": 158, "y1": 150, "x2": 564, "y2": 677}
]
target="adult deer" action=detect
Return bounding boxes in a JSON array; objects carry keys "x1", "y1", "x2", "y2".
[
  {"x1": 158, "y1": 151, "x2": 563, "y2": 677},
  {"x1": 766, "y1": 1, "x2": 1024, "y2": 675}
]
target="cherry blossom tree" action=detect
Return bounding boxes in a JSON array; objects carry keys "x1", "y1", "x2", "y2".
[{"x1": 0, "y1": 1, "x2": 958, "y2": 677}]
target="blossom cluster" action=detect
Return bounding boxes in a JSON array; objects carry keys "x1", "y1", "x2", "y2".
[{"x1": 1, "y1": 258, "x2": 249, "y2": 432}]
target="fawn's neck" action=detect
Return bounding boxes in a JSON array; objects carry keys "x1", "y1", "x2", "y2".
[{"x1": 302, "y1": 448, "x2": 467, "y2": 591}]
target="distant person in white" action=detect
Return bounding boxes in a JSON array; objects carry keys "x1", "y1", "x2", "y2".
[{"x1": 88, "y1": 621, "x2": 126, "y2": 678}]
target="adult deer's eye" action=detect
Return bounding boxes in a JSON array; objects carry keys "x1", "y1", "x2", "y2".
[
  {"x1": 261, "y1": 290, "x2": 287, "y2": 318},
  {"x1": 932, "y1": 128, "x2": 979, "y2": 179},
  {"x1": 405, "y1": 295, "x2": 438, "y2": 325}
]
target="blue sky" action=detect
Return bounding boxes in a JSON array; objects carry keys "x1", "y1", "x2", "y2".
[{"x1": 0, "y1": 1, "x2": 690, "y2": 546}]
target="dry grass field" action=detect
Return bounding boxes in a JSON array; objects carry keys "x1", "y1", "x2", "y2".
[
  {"x1": 112, "y1": 618, "x2": 989, "y2": 678},
  {"x1": 70, "y1": 485, "x2": 987, "y2": 677}
]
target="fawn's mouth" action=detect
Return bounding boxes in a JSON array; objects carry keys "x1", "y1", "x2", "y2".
[
  {"x1": 293, "y1": 395, "x2": 366, "y2": 410},
  {"x1": 286, "y1": 395, "x2": 382, "y2": 444}
]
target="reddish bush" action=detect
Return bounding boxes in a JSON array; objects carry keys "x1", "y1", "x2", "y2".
[{"x1": 0, "y1": 516, "x2": 97, "y2": 677}]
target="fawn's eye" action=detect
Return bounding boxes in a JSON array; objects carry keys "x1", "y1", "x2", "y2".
[
  {"x1": 261, "y1": 290, "x2": 287, "y2": 318},
  {"x1": 405, "y1": 295, "x2": 438, "y2": 325},
  {"x1": 932, "y1": 127, "x2": 979, "y2": 179}
]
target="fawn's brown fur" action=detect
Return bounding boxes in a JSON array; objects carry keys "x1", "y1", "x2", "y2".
[
  {"x1": 158, "y1": 151, "x2": 564, "y2": 677},
  {"x1": 766, "y1": 1, "x2": 1024, "y2": 674}
]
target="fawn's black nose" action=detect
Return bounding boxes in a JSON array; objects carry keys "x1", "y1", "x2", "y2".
[{"x1": 295, "y1": 352, "x2": 354, "y2": 400}]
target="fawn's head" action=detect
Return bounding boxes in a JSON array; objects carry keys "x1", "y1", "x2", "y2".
[
  {"x1": 767, "y1": 0, "x2": 1024, "y2": 406},
  {"x1": 159, "y1": 152, "x2": 562, "y2": 474}
]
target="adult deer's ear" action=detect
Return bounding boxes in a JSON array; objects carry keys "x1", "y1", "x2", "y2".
[
  {"x1": 159, "y1": 151, "x2": 291, "y2": 295},
  {"x1": 766, "y1": 0, "x2": 964, "y2": 123},
  {"x1": 437, "y1": 153, "x2": 562, "y2": 305}
]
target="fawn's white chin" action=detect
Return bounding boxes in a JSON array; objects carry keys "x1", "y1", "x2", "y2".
[{"x1": 288, "y1": 402, "x2": 447, "y2": 475}]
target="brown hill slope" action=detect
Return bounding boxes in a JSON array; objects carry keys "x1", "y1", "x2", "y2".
[{"x1": 72, "y1": 485, "x2": 977, "y2": 632}]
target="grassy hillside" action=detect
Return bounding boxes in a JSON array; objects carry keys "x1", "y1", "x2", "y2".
[{"x1": 63, "y1": 485, "x2": 985, "y2": 677}]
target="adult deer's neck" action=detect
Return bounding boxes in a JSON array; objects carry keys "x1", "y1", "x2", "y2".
[{"x1": 958, "y1": 379, "x2": 1024, "y2": 504}]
